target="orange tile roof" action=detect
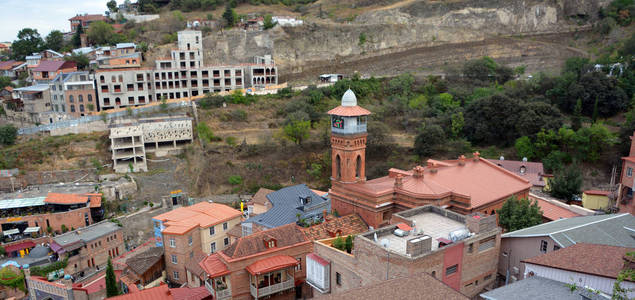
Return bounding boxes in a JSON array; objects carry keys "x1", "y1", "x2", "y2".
[
  {"x1": 346, "y1": 156, "x2": 531, "y2": 209},
  {"x1": 45, "y1": 193, "x2": 90, "y2": 205},
  {"x1": 251, "y1": 188, "x2": 273, "y2": 205},
  {"x1": 153, "y1": 202, "x2": 242, "y2": 235},
  {"x1": 301, "y1": 214, "x2": 368, "y2": 240},
  {"x1": 199, "y1": 253, "x2": 230, "y2": 278},
  {"x1": 396, "y1": 223, "x2": 412, "y2": 231},
  {"x1": 108, "y1": 284, "x2": 172, "y2": 300},
  {"x1": 584, "y1": 190, "x2": 612, "y2": 196},
  {"x1": 221, "y1": 223, "x2": 309, "y2": 259},
  {"x1": 327, "y1": 105, "x2": 371, "y2": 116},
  {"x1": 87, "y1": 194, "x2": 102, "y2": 208},
  {"x1": 533, "y1": 198, "x2": 580, "y2": 221},
  {"x1": 245, "y1": 255, "x2": 299, "y2": 275}
]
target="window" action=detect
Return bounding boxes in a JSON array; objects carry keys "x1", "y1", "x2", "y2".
[
  {"x1": 188, "y1": 235, "x2": 192, "y2": 245},
  {"x1": 336, "y1": 272, "x2": 342, "y2": 286},
  {"x1": 79, "y1": 104, "x2": 84, "y2": 112},
  {"x1": 69, "y1": 95, "x2": 74, "y2": 103},
  {"x1": 78, "y1": 95, "x2": 83, "y2": 102},
  {"x1": 478, "y1": 236, "x2": 496, "y2": 252},
  {"x1": 295, "y1": 258, "x2": 302, "y2": 271},
  {"x1": 485, "y1": 274, "x2": 492, "y2": 281},
  {"x1": 540, "y1": 240, "x2": 548, "y2": 253},
  {"x1": 468, "y1": 243, "x2": 473, "y2": 253},
  {"x1": 70, "y1": 105, "x2": 76, "y2": 112},
  {"x1": 224, "y1": 237, "x2": 229, "y2": 246},
  {"x1": 431, "y1": 271, "x2": 436, "y2": 278},
  {"x1": 171, "y1": 255, "x2": 177, "y2": 264},
  {"x1": 88, "y1": 94, "x2": 92, "y2": 102},
  {"x1": 223, "y1": 222, "x2": 228, "y2": 230},
  {"x1": 210, "y1": 242, "x2": 216, "y2": 253},
  {"x1": 209, "y1": 226, "x2": 215, "y2": 235},
  {"x1": 628, "y1": 167, "x2": 633, "y2": 177},
  {"x1": 553, "y1": 245, "x2": 561, "y2": 251},
  {"x1": 169, "y1": 237, "x2": 176, "y2": 248},
  {"x1": 173, "y1": 271, "x2": 179, "y2": 280},
  {"x1": 446, "y1": 264, "x2": 458, "y2": 276}
]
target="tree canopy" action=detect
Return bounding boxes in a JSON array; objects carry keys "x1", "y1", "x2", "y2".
[
  {"x1": 549, "y1": 164, "x2": 583, "y2": 201},
  {"x1": 0, "y1": 125, "x2": 18, "y2": 146},
  {"x1": 11, "y1": 28, "x2": 44, "y2": 60},
  {"x1": 496, "y1": 196, "x2": 543, "y2": 232},
  {"x1": 45, "y1": 30, "x2": 64, "y2": 52}
]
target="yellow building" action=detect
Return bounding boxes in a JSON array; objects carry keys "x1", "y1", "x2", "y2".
[{"x1": 582, "y1": 190, "x2": 611, "y2": 210}]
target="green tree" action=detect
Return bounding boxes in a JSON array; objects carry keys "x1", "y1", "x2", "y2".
[
  {"x1": 571, "y1": 98, "x2": 582, "y2": 131},
  {"x1": 65, "y1": 53, "x2": 90, "y2": 70},
  {"x1": 11, "y1": 28, "x2": 44, "y2": 60},
  {"x1": 223, "y1": 6, "x2": 237, "y2": 27},
  {"x1": 263, "y1": 14, "x2": 277, "y2": 30},
  {"x1": 45, "y1": 30, "x2": 64, "y2": 51},
  {"x1": 87, "y1": 21, "x2": 114, "y2": 45},
  {"x1": 106, "y1": 257, "x2": 120, "y2": 297},
  {"x1": 514, "y1": 136, "x2": 535, "y2": 160},
  {"x1": 345, "y1": 235, "x2": 353, "y2": 253},
  {"x1": 0, "y1": 125, "x2": 18, "y2": 146},
  {"x1": 414, "y1": 124, "x2": 446, "y2": 157},
  {"x1": 496, "y1": 196, "x2": 543, "y2": 232},
  {"x1": 549, "y1": 164, "x2": 583, "y2": 201},
  {"x1": 0, "y1": 77, "x2": 13, "y2": 89},
  {"x1": 613, "y1": 252, "x2": 635, "y2": 299},
  {"x1": 61, "y1": 224, "x2": 68, "y2": 233},
  {"x1": 282, "y1": 120, "x2": 311, "y2": 145},
  {"x1": 72, "y1": 24, "x2": 84, "y2": 48},
  {"x1": 332, "y1": 236, "x2": 345, "y2": 251},
  {"x1": 107, "y1": 0, "x2": 118, "y2": 12},
  {"x1": 592, "y1": 96, "x2": 599, "y2": 123}
]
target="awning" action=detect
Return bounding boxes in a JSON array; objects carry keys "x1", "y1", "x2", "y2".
[
  {"x1": 3, "y1": 229, "x2": 20, "y2": 236},
  {"x1": 49, "y1": 241, "x2": 64, "y2": 254},
  {"x1": 23, "y1": 227, "x2": 40, "y2": 234},
  {"x1": 4, "y1": 241, "x2": 35, "y2": 253},
  {"x1": 246, "y1": 255, "x2": 299, "y2": 275}
]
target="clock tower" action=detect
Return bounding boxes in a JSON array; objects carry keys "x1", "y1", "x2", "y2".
[{"x1": 327, "y1": 89, "x2": 371, "y2": 183}]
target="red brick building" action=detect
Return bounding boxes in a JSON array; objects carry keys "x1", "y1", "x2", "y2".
[
  {"x1": 199, "y1": 223, "x2": 313, "y2": 300},
  {"x1": 619, "y1": 131, "x2": 635, "y2": 214},
  {"x1": 69, "y1": 14, "x2": 108, "y2": 33},
  {"x1": 327, "y1": 90, "x2": 531, "y2": 229},
  {"x1": 306, "y1": 206, "x2": 501, "y2": 298}
]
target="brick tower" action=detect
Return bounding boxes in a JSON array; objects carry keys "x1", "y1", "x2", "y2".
[{"x1": 327, "y1": 89, "x2": 371, "y2": 183}]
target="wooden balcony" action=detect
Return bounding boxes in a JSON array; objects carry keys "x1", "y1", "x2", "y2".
[
  {"x1": 250, "y1": 277, "x2": 294, "y2": 299},
  {"x1": 205, "y1": 279, "x2": 232, "y2": 300}
]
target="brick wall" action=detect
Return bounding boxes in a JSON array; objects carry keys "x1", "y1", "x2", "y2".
[
  {"x1": 0, "y1": 169, "x2": 98, "y2": 192},
  {"x1": 0, "y1": 207, "x2": 93, "y2": 234},
  {"x1": 163, "y1": 229, "x2": 202, "y2": 284},
  {"x1": 65, "y1": 227, "x2": 124, "y2": 277}
]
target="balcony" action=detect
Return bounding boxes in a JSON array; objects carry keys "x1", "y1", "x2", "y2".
[
  {"x1": 205, "y1": 279, "x2": 232, "y2": 300},
  {"x1": 246, "y1": 255, "x2": 298, "y2": 299},
  {"x1": 250, "y1": 276, "x2": 294, "y2": 299}
]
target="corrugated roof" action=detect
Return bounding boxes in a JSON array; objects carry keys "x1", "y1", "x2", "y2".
[
  {"x1": 480, "y1": 276, "x2": 605, "y2": 300},
  {"x1": 243, "y1": 184, "x2": 330, "y2": 228},
  {"x1": 53, "y1": 221, "x2": 121, "y2": 247},
  {"x1": 487, "y1": 159, "x2": 546, "y2": 187},
  {"x1": 502, "y1": 213, "x2": 635, "y2": 248},
  {"x1": 125, "y1": 247, "x2": 163, "y2": 276},
  {"x1": 0, "y1": 197, "x2": 46, "y2": 210},
  {"x1": 522, "y1": 243, "x2": 634, "y2": 280},
  {"x1": 32, "y1": 60, "x2": 75, "y2": 72},
  {"x1": 246, "y1": 255, "x2": 298, "y2": 275}
]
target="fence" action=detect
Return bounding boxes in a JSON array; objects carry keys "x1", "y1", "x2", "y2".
[{"x1": 18, "y1": 101, "x2": 192, "y2": 135}]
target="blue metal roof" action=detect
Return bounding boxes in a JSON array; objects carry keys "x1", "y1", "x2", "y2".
[{"x1": 243, "y1": 184, "x2": 330, "y2": 228}]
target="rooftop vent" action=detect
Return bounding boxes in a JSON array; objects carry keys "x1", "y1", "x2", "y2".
[{"x1": 393, "y1": 228, "x2": 408, "y2": 237}]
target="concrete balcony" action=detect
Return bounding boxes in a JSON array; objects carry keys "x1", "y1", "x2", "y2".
[
  {"x1": 205, "y1": 279, "x2": 232, "y2": 300},
  {"x1": 250, "y1": 278, "x2": 293, "y2": 299}
]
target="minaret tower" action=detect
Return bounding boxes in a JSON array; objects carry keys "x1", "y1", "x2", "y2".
[{"x1": 327, "y1": 89, "x2": 371, "y2": 183}]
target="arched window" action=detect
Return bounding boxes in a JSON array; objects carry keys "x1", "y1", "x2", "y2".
[
  {"x1": 356, "y1": 155, "x2": 362, "y2": 178},
  {"x1": 336, "y1": 155, "x2": 341, "y2": 179},
  {"x1": 70, "y1": 105, "x2": 75, "y2": 112},
  {"x1": 78, "y1": 95, "x2": 83, "y2": 102},
  {"x1": 491, "y1": 211, "x2": 495, "y2": 215},
  {"x1": 111, "y1": 76, "x2": 116, "y2": 83},
  {"x1": 100, "y1": 75, "x2": 105, "y2": 83},
  {"x1": 118, "y1": 75, "x2": 123, "y2": 82},
  {"x1": 80, "y1": 104, "x2": 85, "y2": 112},
  {"x1": 69, "y1": 95, "x2": 74, "y2": 103},
  {"x1": 88, "y1": 94, "x2": 92, "y2": 102}
]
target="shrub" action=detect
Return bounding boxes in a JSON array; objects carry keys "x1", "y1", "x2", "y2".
[
  {"x1": 230, "y1": 109, "x2": 248, "y2": 121},
  {"x1": 0, "y1": 125, "x2": 18, "y2": 146},
  {"x1": 228, "y1": 175, "x2": 243, "y2": 185},
  {"x1": 225, "y1": 136, "x2": 237, "y2": 146},
  {"x1": 197, "y1": 123, "x2": 221, "y2": 144},
  {"x1": 61, "y1": 224, "x2": 68, "y2": 233}
]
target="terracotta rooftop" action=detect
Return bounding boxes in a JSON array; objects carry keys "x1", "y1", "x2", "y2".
[
  {"x1": 487, "y1": 159, "x2": 546, "y2": 187},
  {"x1": 533, "y1": 198, "x2": 580, "y2": 221},
  {"x1": 32, "y1": 60, "x2": 76, "y2": 72},
  {"x1": 522, "y1": 243, "x2": 634, "y2": 280},
  {"x1": 69, "y1": 14, "x2": 108, "y2": 22},
  {"x1": 45, "y1": 192, "x2": 95, "y2": 205},
  {"x1": 0, "y1": 60, "x2": 24, "y2": 70},
  {"x1": 584, "y1": 190, "x2": 612, "y2": 196},
  {"x1": 107, "y1": 283, "x2": 211, "y2": 300},
  {"x1": 125, "y1": 246, "x2": 163, "y2": 276},
  {"x1": 246, "y1": 255, "x2": 299, "y2": 275},
  {"x1": 301, "y1": 214, "x2": 368, "y2": 240},
  {"x1": 169, "y1": 286, "x2": 212, "y2": 300},
  {"x1": 346, "y1": 156, "x2": 531, "y2": 209},
  {"x1": 199, "y1": 252, "x2": 230, "y2": 278},
  {"x1": 221, "y1": 223, "x2": 309, "y2": 259},
  {"x1": 248, "y1": 188, "x2": 273, "y2": 206},
  {"x1": 153, "y1": 202, "x2": 242, "y2": 235},
  {"x1": 327, "y1": 105, "x2": 371, "y2": 116},
  {"x1": 323, "y1": 272, "x2": 468, "y2": 299}
]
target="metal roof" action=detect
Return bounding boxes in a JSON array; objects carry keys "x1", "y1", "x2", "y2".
[
  {"x1": 480, "y1": 276, "x2": 607, "y2": 300},
  {"x1": 502, "y1": 213, "x2": 635, "y2": 248},
  {"x1": 116, "y1": 43, "x2": 136, "y2": 49},
  {"x1": 14, "y1": 85, "x2": 49, "y2": 92},
  {"x1": 52, "y1": 221, "x2": 121, "y2": 248},
  {"x1": 0, "y1": 197, "x2": 46, "y2": 209}
]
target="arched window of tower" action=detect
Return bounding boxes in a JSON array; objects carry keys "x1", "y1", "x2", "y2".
[
  {"x1": 356, "y1": 155, "x2": 362, "y2": 179},
  {"x1": 336, "y1": 155, "x2": 342, "y2": 179}
]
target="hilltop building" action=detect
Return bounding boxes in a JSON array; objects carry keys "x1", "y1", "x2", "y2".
[
  {"x1": 69, "y1": 14, "x2": 108, "y2": 32},
  {"x1": 49, "y1": 71, "x2": 96, "y2": 117},
  {"x1": 327, "y1": 89, "x2": 531, "y2": 228}
]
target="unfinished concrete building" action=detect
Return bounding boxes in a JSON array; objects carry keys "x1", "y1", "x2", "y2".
[
  {"x1": 110, "y1": 123, "x2": 148, "y2": 173},
  {"x1": 109, "y1": 116, "x2": 193, "y2": 172},
  {"x1": 247, "y1": 55, "x2": 278, "y2": 88}
]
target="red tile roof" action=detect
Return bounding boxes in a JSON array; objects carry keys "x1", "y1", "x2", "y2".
[
  {"x1": 396, "y1": 223, "x2": 413, "y2": 231},
  {"x1": 531, "y1": 197, "x2": 580, "y2": 221},
  {"x1": 487, "y1": 159, "x2": 546, "y2": 187},
  {"x1": 73, "y1": 270, "x2": 122, "y2": 294},
  {"x1": 87, "y1": 194, "x2": 102, "y2": 208},
  {"x1": 32, "y1": 61, "x2": 76, "y2": 72},
  {"x1": 307, "y1": 253, "x2": 329, "y2": 266},
  {"x1": 199, "y1": 253, "x2": 230, "y2": 278},
  {"x1": 69, "y1": 14, "x2": 108, "y2": 22},
  {"x1": 153, "y1": 202, "x2": 242, "y2": 235},
  {"x1": 169, "y1": 286, "x2": 212, "y2": 300},
  {"x1": 221, "y1": 223, "x2": 309, "y2": 259},
  {"x1": 584, "y1": 190, "x2": 611, "y2": 196},
  {"x1": 108, "y1": 284, "x2": 172, "y2": 300},
  {"x1": 0, "y1": 60, "x2": 24, "y2": 70},
  {"x1": 45, "y1": 193, "x2": 90, "y2": 205},
  {"x1": 245, "y1": 255, "x2": 299, "y2": 275},
  {"x1": 522, "y1": 243, "x2": 634, "y2": 280},
  {"x1": 327, "y1": 105, "x2": 372, "y2": 116},
  {"x1": 250, "y1": 188, "x2": 273, "y2": 206},
  {"x1": 301, "y1": 214, "x2": 368, "y2": 240}
]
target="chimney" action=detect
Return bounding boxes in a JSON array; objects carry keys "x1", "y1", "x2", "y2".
[
  {"x1": 458, "y1": 155, "x2": 466, "y2": 166},
  {"x1": 473, "y1": 151, "x2": 480, "y2": 161},
  {"x1": 412, "y1": 166, "x2": 425, "y2": 178},
  {"x1": 394, "y1": 175, "x2": 404, "y2": 189}
]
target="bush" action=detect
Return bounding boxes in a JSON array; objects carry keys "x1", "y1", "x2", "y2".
[
  {"x1": 0, "y1": 125, "x2": 18, "y2": 146},
  {"x1": 549, "y1": 164, "x2": 583, "y2": 201},
  {"x1": 197, "y1": 122, "x2": 221, "y2": 143},
  {"x1": 198, "y1": 94, "x2": 225, "y2": 109},
  {"x1": 332, "y1": 236, "x2": 345, "y2": 251},
  {"x1": 414, "y1": 124, "x2": 446, "y2": 157},
  {"x1": 229, "y1": 109, "x2": 248, "y2": 121},
  {"x1": 228, "y1": 175, "x2": 243, "y2": 185},
  {"x1": 225, "y1": 136, "x2": 237, "y2": 146},
  {"x1": 30, "y1": 257, "x2": 68, "y2": 276}
]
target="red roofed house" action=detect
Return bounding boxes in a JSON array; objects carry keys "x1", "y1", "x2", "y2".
[
  {"x1": 522, "y1": 243, "x2": 635, "y2": 297},
  {"x1": 107, "y1": 282, "x2": 212, "y2": 300},
  {"x1": 327, "y1": 90, "x2": 531, "y2": 229},
  {"x1": 152, "y1": 202, "x2": 242, "y2": 285},
  {"x1": 32, "y1": 60, "x2": 77, "y2": 82},
  {"x1": 619, "y1": 133, "x2": 635, "y2": 214},
  {"x1": 0, "y1": 60, "x2": 26, "y2": 79},
  {"x1": 69, "y1": 14, "x2": 108, "y2": 33},
  {"x1": 198, "y1": 223, "x2": 313, "y2": 300}
]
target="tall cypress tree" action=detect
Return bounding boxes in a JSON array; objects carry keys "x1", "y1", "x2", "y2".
[
  {"x1": 72, "y1": 23, "x2": 84, "y2": 48},
  {"x1": 105, "y1": 257, "x2": 120, "y2": 297},
  {"x1": 572, "y1": 98, "x2": 582, "y2": 131}
]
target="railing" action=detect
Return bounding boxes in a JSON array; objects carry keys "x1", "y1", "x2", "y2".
[
  {"x1": 205, "y1": 280, "x2": 232, "y2": 300},
  {"x1": 250, "y1": 278, "x2": 294, "y2": 298}
]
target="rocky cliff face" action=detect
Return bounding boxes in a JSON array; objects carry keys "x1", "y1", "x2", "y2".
[{"x1": 202, "y1": 0, "x2": 604, "y2": 79}]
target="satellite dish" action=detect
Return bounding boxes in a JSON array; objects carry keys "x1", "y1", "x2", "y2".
[{"x1": 380, "y1": 238, "x2": 390, "y2": 248}]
